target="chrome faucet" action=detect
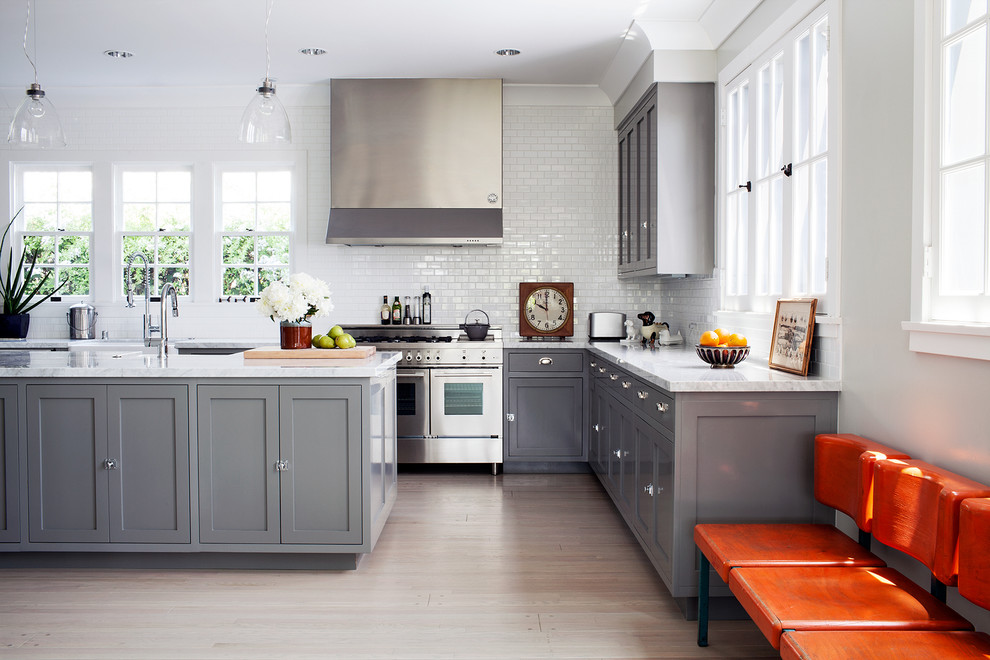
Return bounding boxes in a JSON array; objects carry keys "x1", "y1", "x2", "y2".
[
  {"x1": 124, "y1": 252, "x2": 158, "y2": 345},
  {"x1": 159, "y1": 282, "x2": 179, "y2": 358}
]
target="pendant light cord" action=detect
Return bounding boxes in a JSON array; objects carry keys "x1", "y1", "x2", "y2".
[
  {"x1": 22, "y1": 0, "x2": 39, "y2": 85},
  {"x1": 264, "y1": 0, "x2": 273, "y2": 81}
]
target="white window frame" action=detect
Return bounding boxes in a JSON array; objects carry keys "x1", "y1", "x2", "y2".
[
  {"x1": 905, "y1": 0, "x2": 990, "y2": 361},
  {"x1": 10, "y1": 163, "x2": 96, "y2": 300},
  {"x1": 717, "y1": 0, "x2": 840, "y2": 320},
  {"x1": 214, "y1": 162, "x2": 300, "y2": 298}
]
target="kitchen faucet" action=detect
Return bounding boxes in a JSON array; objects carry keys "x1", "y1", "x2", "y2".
[
  {"x1": 124, "y1": 252, "x2": 158, "y2": 346},
  {"x1": 158, "y1": 282, "x2": 179, "y2": 358}
]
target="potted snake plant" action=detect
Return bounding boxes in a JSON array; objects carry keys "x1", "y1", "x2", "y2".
[{"x1": 0, "y1": 207, "x2": 67, "y2": 338}]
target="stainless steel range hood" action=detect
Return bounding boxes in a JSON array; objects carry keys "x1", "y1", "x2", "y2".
[{"x1": 327, "y1": 78, "x2": 503, "y2": 246}]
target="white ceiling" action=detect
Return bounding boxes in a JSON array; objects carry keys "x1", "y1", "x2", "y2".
[{"x1": 0, "y1": 0, "x2": 759, "y2": 90}]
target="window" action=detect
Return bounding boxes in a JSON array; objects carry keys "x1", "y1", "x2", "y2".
[
  {"x1": 119, "y1": 168, "x2": 192, "y2": 297},
  {"x1": 15, "y1": 167, "x2": 93, "y2": 296},
  {"x1": 720, "y1": 7, "x2": 832, "y2": 314},
  {"x1": 218, "y1": 169, "x2": 292, "y2": 296},
  {"x1": 930, "y1": 0, "x2": 990, "y2": 322}
]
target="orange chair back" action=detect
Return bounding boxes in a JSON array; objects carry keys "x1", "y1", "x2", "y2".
[
  {"x1": 814, "y1": 433, "x2": 910, "y2": 531},
  {"x1": 872, "y1": 459, "x2": 990, "y2": 585},
  {"x1": 959, "y1": 497, "x2": 990, "y2": 609}
]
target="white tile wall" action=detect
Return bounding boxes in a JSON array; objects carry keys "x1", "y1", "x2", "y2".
[{"x1": 2, "y1": 99, "x2": 839, "y2": 376}]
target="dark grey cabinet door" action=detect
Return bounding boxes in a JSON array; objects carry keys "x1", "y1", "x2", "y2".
[
  {"x1": 0, "y1": 386, "x2": 17, "y2": 543},
  {"x1": 108, "y1": 385, "x2": 190, "y2": 544},
  {"x1": 278, "y1": 385, "x2": 362, "y2": 544},
  {"x1": 506, "y1": 377, "x2": 585, "y2": 459},
  {"x1": 633, "y1": 420, "x2": 674, "y2": 579},
  {"x1": 198, "y1": 386, "x2": 280, "y2": 544},
  {"x1": 588, "y1": 380, "x2": 606, "y2": 476},
  {"x1": 27, "y1": 385, "x2": 109, "y2": 543}
]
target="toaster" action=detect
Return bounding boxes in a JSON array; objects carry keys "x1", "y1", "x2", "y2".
[{"x1": 588, "y1": 312, "x2": 626, "y2": 341}]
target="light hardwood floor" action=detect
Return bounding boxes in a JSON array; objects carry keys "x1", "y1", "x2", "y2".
[{"x1": 0, "y1": 471, "x2": 776, "y2": 659}]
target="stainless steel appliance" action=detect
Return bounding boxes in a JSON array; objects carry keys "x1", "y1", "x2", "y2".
[
  {"x1": 348, "y1": 324, "x2": 503, "y2": 473},
  {"x1": 67, "y1": 302, "x2": 98, "y2": 339},
  {"x1": 588, "y1": 312, "x2": 625, "y2": 341},
  {"x1": 326, "y1": 78, "x2": 503, "y2": 246}
]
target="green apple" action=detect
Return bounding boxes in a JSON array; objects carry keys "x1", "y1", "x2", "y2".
[
  {"x1": 317, "y1": 335, "x2": 336, "y2": 349},
  {"x1": 328, "y1": 325, "x2": 345, "y2": 338},
  {"x1": 311, "y1": 334, "x2": 324, "y2": 348},
  {"x1": 335, "y1": 333, "x2": 356, "y2": 349}
]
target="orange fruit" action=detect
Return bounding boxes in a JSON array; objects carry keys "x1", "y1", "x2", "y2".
[
  {"x1": 714, "y1": 328, "x2": 732, "y2": 344},
  {"x1": 699, "y1": 330, "x2": 720, "y2": 347},
  {"x1": 728, "y1": 334, "x2": 747, "y2": 347}
]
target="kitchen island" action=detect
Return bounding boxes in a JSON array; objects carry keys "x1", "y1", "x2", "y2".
[
  {"x1": 504, "y1": 340, "x2": 840, "y2": 617},
  {"x1": 0, "y1": 349, "x2": 400, "y2": 569}
]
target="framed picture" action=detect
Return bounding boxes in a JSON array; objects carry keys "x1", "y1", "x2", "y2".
[{"x1": 769, "y1": 298, "x2": 817, "y2": 376}]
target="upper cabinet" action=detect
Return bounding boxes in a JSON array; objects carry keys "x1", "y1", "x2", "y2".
[{"x1": 617, "y1": 83, "x2": 715, "y2": 278}]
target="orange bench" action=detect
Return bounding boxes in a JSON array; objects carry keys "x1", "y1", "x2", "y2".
[
  {"x1": 727, "y1": 459, "x2": 990, "y2": 650},
  {"x1": 694, "y1": 433, "x2": 909, "y2": 646},
  {"x1": 779, "y1": 496, "x2": 990, "y2": 658}
]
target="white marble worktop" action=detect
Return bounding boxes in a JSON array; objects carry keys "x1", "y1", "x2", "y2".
[
  {"x1": 586, "y1": 342, "x2": 841, "y2": 393},
  {"x1": 0, "y1": 348, "x2": 401, "y2": 379}
]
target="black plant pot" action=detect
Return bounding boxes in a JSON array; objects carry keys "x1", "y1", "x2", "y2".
[{"x1": 0, "y1": 314, "x2": 30, "y2": 339}]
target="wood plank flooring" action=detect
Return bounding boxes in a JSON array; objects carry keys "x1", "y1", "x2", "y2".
[{"x1": 0, "y1": 471, "x2": 776, "y2": 659}]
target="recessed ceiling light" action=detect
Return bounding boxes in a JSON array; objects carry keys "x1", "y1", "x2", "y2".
[
  {"x1": 495, "y1": 48, "x2": 521, "y2": 57},
  {"x1": 299, "y1": 47, "x2": 327, "y2": 56},
  {"x1": 104, "y1": 50, "x2": 134, "y2": 59}
]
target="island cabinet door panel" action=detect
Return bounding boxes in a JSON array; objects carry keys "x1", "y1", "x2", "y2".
[
  {"x1": 26, "y1": 385, "x2": 109, "y2": 543},
  {"x1": 107, "y1": 386, "x2": 190, "y2": 544},
  {"x1": 278, "y1": 385, "x2": 363, "y2": 544},
  {"x1": 0, "y1": 386, "x2": 17, "y2": 543},
  {"x1": 197, "y1": 386, "x2": 280, "y2": 544}
]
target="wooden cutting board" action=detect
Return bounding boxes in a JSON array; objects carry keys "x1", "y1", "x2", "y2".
[{"x1": 243, "y1": 346, "x2": 376, "y2": 360}]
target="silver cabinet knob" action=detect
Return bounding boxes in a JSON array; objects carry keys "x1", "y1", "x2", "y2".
[
  {"x1": 590, "y1": 361, "x2": 597, "y2": 368},
  {"x1": 538, "y1": 357, "x2": 553, "y2": 366},
  {"x1": 643, "y1": 483, "x2": 654, "y2": 496},
  {"x1": 613, "y1": 449, "x2": 621, "y2": 458},
  {"x1": 609, "y1": 374, "x2": 619, "y2": 381},
  {"x1": 593, "y1": 424, "x2": 600, "y2": 432},
  {"x1": 656, "y1": 402, "x2": 670, "y2": 413},
  {"x1": 274, "y1": 460, "x2": 289, "y2": 472},
  {"x1": 103, "y1": 458, "x2": 118, "y2": 470},
  {"x1": 621, "y1": 381, "x2": 631, "y2": 389},
  {"x1": 642, "y1": 222, "x2": 648, "y2": 229},
  {"x1": 637, "y1": 390, "x2": 649, "y2": 399},
  {"x1": 598, "y1": 367, "x2": 607, "y2": 374},
  {"x1": 506, "y1": 413, "x2": 516, "y2": 422}
]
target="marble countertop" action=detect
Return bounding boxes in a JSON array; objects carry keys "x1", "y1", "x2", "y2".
[
  {"x1": 0, "y1": 348, "x2": 402, "y2": 379},
  {"x1": 0, "y1": 337, "x2": 269, "y2": 350},
  {"x1": 586, "y1": 342, "x2": 841, "y2": 393}
]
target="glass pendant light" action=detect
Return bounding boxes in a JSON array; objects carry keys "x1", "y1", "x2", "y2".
[
  {"x1": 239, "y1": 0, "x2": 291, "y2": 144},
  {"x1": 7, "y1": 0, "x2": 66, "y2": 148}
]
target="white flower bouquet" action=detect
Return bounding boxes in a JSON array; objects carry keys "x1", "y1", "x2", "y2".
[{"x1": 257, "y1": 273, "x2": 333, "y2": 324}]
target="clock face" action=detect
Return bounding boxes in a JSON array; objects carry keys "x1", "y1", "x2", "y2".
[{"x1": 524, "y1": 287, "x2": 570, "y2": 333}]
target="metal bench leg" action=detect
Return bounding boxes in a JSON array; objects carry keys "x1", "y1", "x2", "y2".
[{"x1": 698, "y1": 548, "x2": 710, "y2": 647}]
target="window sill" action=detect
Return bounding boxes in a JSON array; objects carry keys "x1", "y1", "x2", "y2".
[{"x1": 902, "y1": 321, "x2": 990, "y2": 361}]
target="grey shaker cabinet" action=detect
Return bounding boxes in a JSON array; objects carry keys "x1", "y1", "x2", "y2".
[
  {"x1": 26, "y1": 384, "x2": 190, "y2": 544},
  {"x1": 503, "y1": 351, "x2": 587, "y2": 462},
  {"x1": 617, "y1": 82, "x2": 715, "y2": 278},
  {"x1": 0, "y1": 386, "x2": 18, "y2": 543},
  {"x1": 197, "y1": 384, "x2": 363, "y2": 545}
]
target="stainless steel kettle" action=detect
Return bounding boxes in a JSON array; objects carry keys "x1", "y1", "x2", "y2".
[{"x1": 67, "y1": 302, "x2": 98, "y2": 339}]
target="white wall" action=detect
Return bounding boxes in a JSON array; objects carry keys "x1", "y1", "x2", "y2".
[{"x1": 2, "y1": 92, "x2": 666, "y2": 341}]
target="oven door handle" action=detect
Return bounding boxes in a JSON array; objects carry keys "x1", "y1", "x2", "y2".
[
  {"x1": 429, "y1": 368, "x2": 500, "y2": 378},
  {"x1": 398, "y1": 369, "x2": 429, "y2": 379}
]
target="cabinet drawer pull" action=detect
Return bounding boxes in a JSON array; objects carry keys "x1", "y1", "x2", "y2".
[
  {"x1": 613, "y1": 449, "x2": 621, "y2": 458},
  {"x1": 589, "y1": 361, "x2": 597, "y2": 368},
  {"x1": 621, "y1": 381, "x2": 631, "y2": 389},
  {"x1": 593, "y1": 424, "x2": 600, "y2": 432},
  {"x1": 637, "y1": 390, "x2": 648, "y2": 399},
  {"x1": 274, "y1": 460, "x2": 289, "y2": 472},
  {"x1": 538, "y1": 357, "x2": 553, "y2": 366},
  {"x1": 103, "y1": 458, "x2": 118, "y2": 470},
  {"x1": 609, "y1": 374, "x2": 619, "y2": 381},
  {"x1": 656, "y1": 402, "x2": 669, "y2": 414},
  {"x1": 643, "y1": 483, "x2": 654, "y2": 496},
  {"x1": 598, "y1": 367, "x2": 607, "y2": 374}
]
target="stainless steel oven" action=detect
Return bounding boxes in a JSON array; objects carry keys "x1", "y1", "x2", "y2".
[{"x1": 350, "y1": 325, "x2": 503, "y2": 473}]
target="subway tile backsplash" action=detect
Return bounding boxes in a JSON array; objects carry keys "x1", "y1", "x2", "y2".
[{"x1": 3, "y1": 100, "x2": 839, "y2": 378}]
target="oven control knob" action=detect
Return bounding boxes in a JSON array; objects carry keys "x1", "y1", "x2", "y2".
[
  {"x1": 415, "y1": 352, "x2": 422, "y2": 362},
  {"x1": 405, "y1": 353, "x2": 413, "y2": 361}
]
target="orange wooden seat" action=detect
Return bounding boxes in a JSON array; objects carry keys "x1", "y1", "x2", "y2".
[
  {"x1": 694, "y1": 433, "x2": 909, "y2": 646},
  {"x1": 728, "y1": 459, "x2": 990, "y2": 650},
  {"x1": 778, "y1": 497, "x2": 990, "y2": 659}
]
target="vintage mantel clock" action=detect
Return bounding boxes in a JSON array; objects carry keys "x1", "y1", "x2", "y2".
[{"x1": 519, "y1": 282, "x2": 574, "y2": 338}]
